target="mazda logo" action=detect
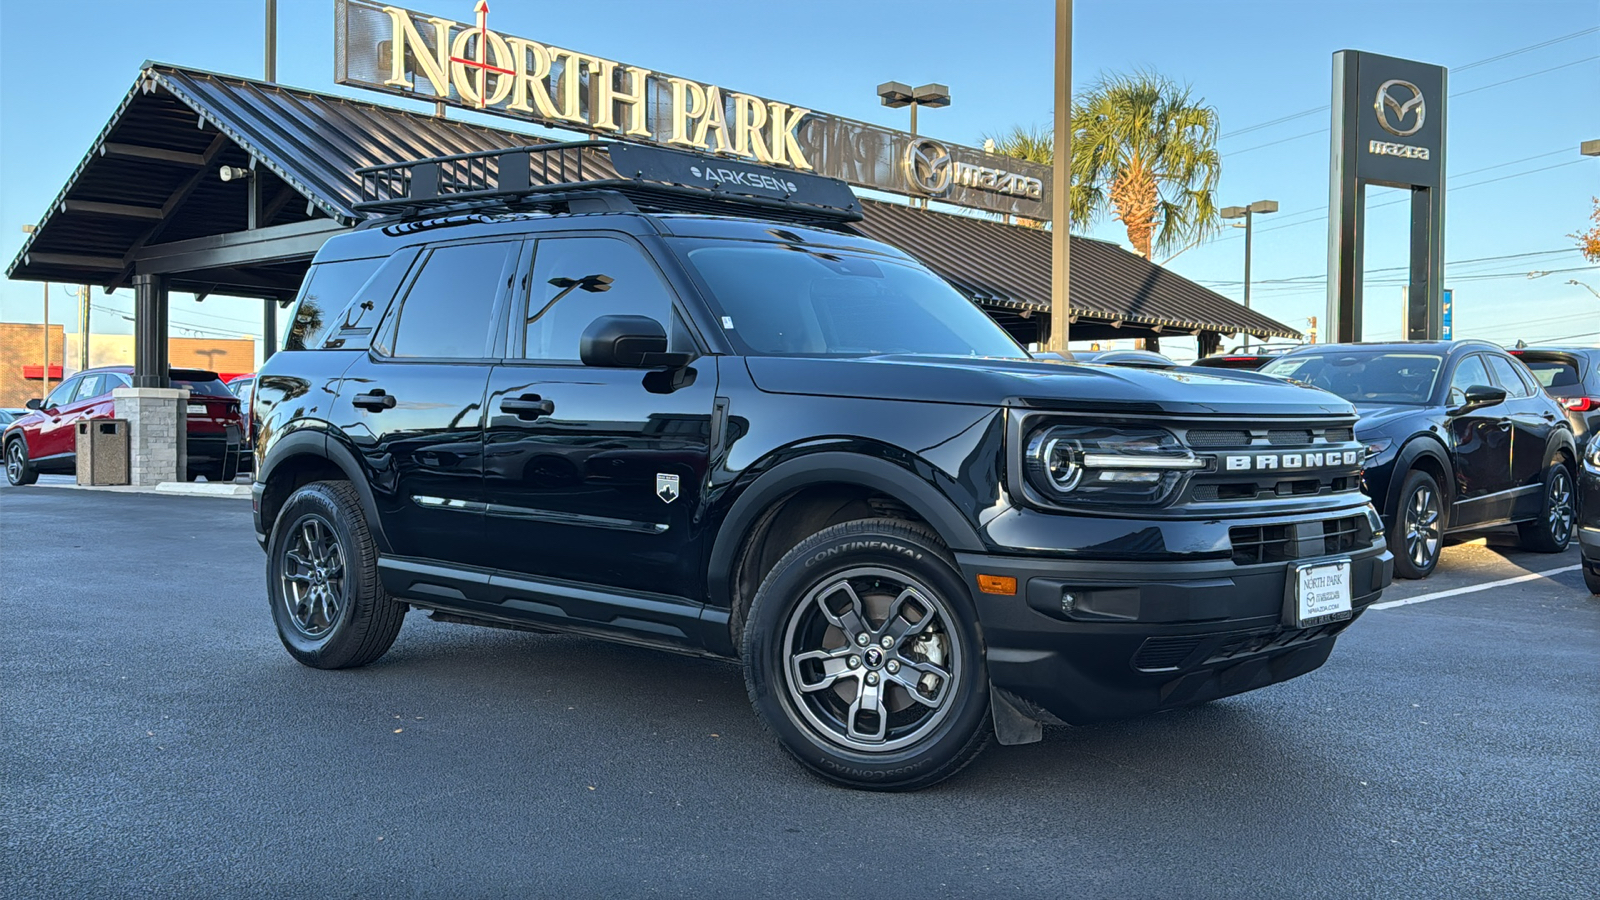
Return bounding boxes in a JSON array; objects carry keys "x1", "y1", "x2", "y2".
[
  {"x1": 903, "y1": 137, "x2": 953, "y2": 195},
  {"x1": 1374, "y1": 79, "x2": 1425, "y2": 137}
]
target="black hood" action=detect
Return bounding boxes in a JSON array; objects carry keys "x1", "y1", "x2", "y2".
[{"x1": 745, "y1": 355, "x2": 1355, "y2": 417}]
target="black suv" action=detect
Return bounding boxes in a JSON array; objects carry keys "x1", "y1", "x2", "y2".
[
  {"x1": 1261, "y1": 342, "x2": 1578, "y2": 578},
  {"x1": 252, "y1": 143, "x2": 1391, "y2": 790}
]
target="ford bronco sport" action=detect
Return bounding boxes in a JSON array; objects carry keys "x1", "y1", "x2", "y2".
[{"x1": 253, "y1": 142, "x2": 1393, "y2": 790}]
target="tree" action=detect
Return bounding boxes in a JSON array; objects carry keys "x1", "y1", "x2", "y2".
[
  {"x1": 990, "y1": 71, "x2": 1222, "y2": 260},
  {"x1": 1574, "y1": 196, "x2": 1600, "y2": 264}
]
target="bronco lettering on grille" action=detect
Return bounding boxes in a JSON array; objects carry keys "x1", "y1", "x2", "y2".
[{"x1": 1224, "y1": 450, "x2": 1361, "y2": 471}]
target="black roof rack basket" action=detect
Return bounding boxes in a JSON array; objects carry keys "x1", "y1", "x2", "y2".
[{"x1": 353, "y1": 140, "x2": 862, "y2": 226}]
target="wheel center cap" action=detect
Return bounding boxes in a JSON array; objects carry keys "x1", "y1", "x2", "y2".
[{"x1": 864, "y1": 647, "x2": 884, "y2": 668}]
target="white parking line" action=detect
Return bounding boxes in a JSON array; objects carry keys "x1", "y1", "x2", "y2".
[{"x1": 1370, "y1": 565, "x2": 1583, "y2": 610}]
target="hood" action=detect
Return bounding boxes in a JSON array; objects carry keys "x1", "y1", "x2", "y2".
[
  {"x1": 1352, "y1": 403, "x2": 1424, "y2": 436},
  {"x1": 745, "y1": 355, "x2": 1356, "y2": 417}
]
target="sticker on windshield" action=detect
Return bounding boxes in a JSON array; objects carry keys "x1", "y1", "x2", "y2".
[{"x1": 721, "y1": 316, "x2": 735, "y2": 329}]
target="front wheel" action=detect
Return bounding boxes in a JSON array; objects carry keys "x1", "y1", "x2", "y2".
[
  {"x1": 742, "y1": 518, "x2": 992, "y2": 791},
  {"x1": 1517, "y1": 464, "x2": 1575, "y2": 553},
  {"x1": 1390, "y1": 469, "x2": 1444, "y2": 579},
  {"x1": 5, "y1": 437, "x2": 38, "y2": 486},
  {"x1": 267, "y1": 480, "x2": 404, "y2": 669}
]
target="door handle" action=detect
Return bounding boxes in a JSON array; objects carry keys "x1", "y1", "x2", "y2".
[
  {"x1": 352, "y1": 389, "x2": 396, "y2": 411},
  {"x1": 500, "y1": 394, "x2": 555, "y2": 420}
]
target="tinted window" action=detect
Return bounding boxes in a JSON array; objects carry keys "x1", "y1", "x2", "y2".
[
  {"x1": 1261, "y1": 351, "x2": 1442, "y2": 404},
  {"x1": 520, "y1": 237, "x2": 676, "y2": 361},
  {"x1": 1520, "y1": 358, "x2": 1580, "y2": 389},
  {"x1": 1447, "y1": 356, "x2": 1493, "y2": 405},
  {"x1": 678, "y1": 241, "x2": 1027, "y2": 359},
  {"x1": 1486, "y1": 355, "x2": 1532, "y2": 398},
  {"x1": 44, "y1": 377, "x2": 79, "y2": 409},
  {"x1": 285, "y1": 257, "x2": 384, "y2": 351},
  {"x1": 322, "y1": 249, "x2": 420, "y2": 350},
  {"x1": 174, "y1": 378, "x2": 235, "y2": 398},
  {"x1": 389, "y1": 241, "x2": 516, "y2": 358}
]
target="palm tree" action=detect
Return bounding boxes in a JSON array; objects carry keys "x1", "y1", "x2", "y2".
[{"x1": 989, "y1": 71, "x2": 1222, "y2": 260}]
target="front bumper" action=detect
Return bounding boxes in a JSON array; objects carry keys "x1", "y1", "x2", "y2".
[{"x1": 956, "y1": 536, "x2": 1393, "y2": 726}]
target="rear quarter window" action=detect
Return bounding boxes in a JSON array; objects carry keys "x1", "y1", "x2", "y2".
[{"x1": 284, "y1": 257, "x2": 384, "y2": 350}]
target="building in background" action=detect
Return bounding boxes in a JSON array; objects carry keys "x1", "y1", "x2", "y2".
[{"x1": 0, "y1": 322, "x2": 253, "y2": 407}]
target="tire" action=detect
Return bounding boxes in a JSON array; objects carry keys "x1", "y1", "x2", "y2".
[
  {"x1": 1584, "y1": 561, "x2": 1600, "y2": 596},
  {"x1": 741, "y1": 518, "x2": 993, "y2": 791},
  {"x1": 1517, "y1": 464, "x2": 1575, "y2": 553},
  {"x1": 1390, "y1": 469, "x2": 1444, "y2": 579},
  {"x1": 267, "y1": 480, "x2": 404, "y2": 669},
  {"x1": 5, "y1": 436, "x2": 38, "y2": 486}
]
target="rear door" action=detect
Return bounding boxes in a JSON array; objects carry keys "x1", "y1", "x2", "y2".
[
  {"x1": 333, "y1": 238, "x2": 522, "y2": 562},
  {"x1": 1485, "y1": 353, "x2": 1559, "y2": 519},
  {"x1": 1444, "y1": 354, "x2": 1515, "y2": 527},
  {"x1": 480, "y1": 233, "x2": 716, "y2": 600}
]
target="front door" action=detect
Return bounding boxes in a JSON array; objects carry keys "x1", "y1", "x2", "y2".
[
  {"x1": 332, "y1": 238, "x2": 522, "y2": 562},
  {"x1": 481, "y1": 234, "x2": 716, "y2": 598},
  {"x1": 34, "y1": 375, "x2": 93, "y2": 461},
  {"x1": 1445, "y1": 353, "x2": 1515, "y2": 528}
]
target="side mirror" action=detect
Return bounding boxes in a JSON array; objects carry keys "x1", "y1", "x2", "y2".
[
  {"x1": 25, "y1": 398, "x2": 43, "y2": 411},
  {"x1": 580, "y1": 315, "x2": 692, "y2": 369},
  {"x1": 1450, "y1": 384, "x2": 1506, "y2": 415}
]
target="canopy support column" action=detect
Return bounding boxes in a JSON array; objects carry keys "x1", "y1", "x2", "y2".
[{"x1": 132, "y1": 273, "x2": 169, "y2": 388}]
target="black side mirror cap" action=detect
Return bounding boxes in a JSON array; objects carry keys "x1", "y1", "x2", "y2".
[
  {"x1": 1450, "y1": 384, "x2": 1507, "y2": 415},
  {"x1": 580, "y1": 315, "x2": 693, "y2": 369},
  {"x1": 25, "y1": 398, "x2": 43, "y2": 411}
]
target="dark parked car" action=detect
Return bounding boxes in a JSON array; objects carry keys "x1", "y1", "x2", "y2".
[
  {"x1": 227, "y1": 373, "x2": 258, "y2": 471},
  {"x1": 4, "y1": 366, "x2": 245, "y2": 485},
  {"x1": 1579, "y1": 437, "x2": 1600, "y2": 594},
  {"x1": 1058, "y1": 349, "x2": 1177, "y2": 369},
  {"x1": 1190, "y1": 343, "x2": 1303, "y2": 370},
  {"x1": 0, "y1": 408, "x2": 25, "y2": 426},
  {"x1": 252, "y1": 142, "x2": 1392, "y2": 791},
  {"x1": 1509, "y1": 347, "x2": 1600, "y2": 446},
  {"x1": 1261, "y1": 342, "x2": 1578, "y2": 579}
]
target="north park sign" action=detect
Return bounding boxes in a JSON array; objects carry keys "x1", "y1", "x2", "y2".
[{"x1": 334, "y1": 0, "x2": 1053, "y2": 219}]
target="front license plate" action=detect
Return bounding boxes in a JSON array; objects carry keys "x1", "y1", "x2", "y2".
[
  {"x1": 1292, "y1": 560, "x2": 1352, "y2": 627},
  {"x1": 186, "y1": 403, "x2": 208, "y2": 416}
]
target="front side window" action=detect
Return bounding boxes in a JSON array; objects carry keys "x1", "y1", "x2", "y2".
[
  {"x1": 284, "y1": 257, "x2": 384, "y2": 351},
  {"x1": 1447, "y1": 355, "x2": 1493, "y2": 406},
  {"x1": 1485, "y1": 355, "x2": 1533, "y2": 398},
  {"x1": 44, "y1": 377, "x2": 79, "y2": 409},
  {"x1": 520, "y1": 237, "x2": 677, "y2": 361},
  {"x1": 1261, "y1": 350, "x2": 1443, "y2": 404},
  {"x1": 388, "y1": 241, "x2": 518, "y2": 359},
  {"x1": 673, "y1": 240, "x2": 1028, "y2": 359}
]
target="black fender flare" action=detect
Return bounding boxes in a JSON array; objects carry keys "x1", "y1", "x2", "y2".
[
  {"x1": 1541, "y1": 426, "x2": 1579, "y2": 471},
  {"x1": 1385, "y1": 434, "x2": 1454, "y2": 521},
  {"x1": 706, "y1": 450, "x2": 985, "y2": 611},
  {"x1": 257, "y1": 428, "x2": 390, "y2": 554}
]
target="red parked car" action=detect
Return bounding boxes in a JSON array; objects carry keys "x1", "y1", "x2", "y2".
[{"x1": 3, "y1": 366, "x2": 245, "y2": 486}]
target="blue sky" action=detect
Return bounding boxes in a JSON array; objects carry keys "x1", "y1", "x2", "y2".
[{"x1": 1, "y1": 0, "x2": 1596, "y2": 359}]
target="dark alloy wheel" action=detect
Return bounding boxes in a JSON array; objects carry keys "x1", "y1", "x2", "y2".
[
  {"x1": 1518, "y1": 464, "x2": 1575, "y2": 553},
  {"x1": 1390, "y1": 469, "x2": 1443, "y2": 579},
  {"x1": 267, "y1": 480, "x2": 404, "y2": 669},
  {"x1": 5, "y1": 437, "x2": 37, "y2": 486},
  {"x1": 742, "y1": 518, "x2": 992, "y2": 791}
]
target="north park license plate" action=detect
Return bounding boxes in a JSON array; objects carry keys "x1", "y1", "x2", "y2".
[{"x1": 1291, "y1": 560, "x2": 1352, "y2": 627}]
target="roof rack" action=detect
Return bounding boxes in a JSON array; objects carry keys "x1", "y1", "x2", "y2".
[{"x1": 353, "y1": 141, "x2": 862, "y2": 226}]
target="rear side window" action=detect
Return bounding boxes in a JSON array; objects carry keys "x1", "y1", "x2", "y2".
[
  {"x1": 1486, "y1": 355, "x2": 1532, "y2": 398},
  {"x1": 387, "y1": 241, "x2": 518, "y2": 359},
  {"x1": 1521, "y1": 359, "x2": 1581, "y2": 389},
  {"x1": 284, "y1": 257, "x2": 384, "y2": 351},
  {"x1": 175, "y1": 378, "x2": 235, "y2": 398}
]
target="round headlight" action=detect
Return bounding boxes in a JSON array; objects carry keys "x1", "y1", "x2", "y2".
[{"x1": 1041, "y1": 436, "x2": 1082, "y2": 493}]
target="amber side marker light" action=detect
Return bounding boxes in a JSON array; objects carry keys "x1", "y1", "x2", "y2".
[{"x1": 977, "y1": 574, "x2": 1017, "y2": 595}]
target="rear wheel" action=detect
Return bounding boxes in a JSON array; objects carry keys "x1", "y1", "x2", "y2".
[
  {"x1": 267, "y1": 480, "x2": 404, "y2": 669},
  {"x1": 1584, "y1": 560, "x2": 1600, "y2": 596},
  {"x1": 1517, "y1": 464, "x2": 1574, "y2": 553},
  {"x1": 742, "y1": 518, "x2": 992, "y2": 791},
  {"x1": 5, "y1": 436, "x2": 37, "y2": 486},
  {"x1": 1390, "y1": 469, "x2": 1443, "y2": 579}
]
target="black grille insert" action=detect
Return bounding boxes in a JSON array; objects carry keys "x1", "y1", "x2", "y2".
[
  {"x1": 1132, "y1": 636, "x2": 1205, "y2": 671},
  {"x1": 1267, "y1": 429, "x2": 1315, "y2": 446},
  {"x1": 1229, "y1": 515, "x2": 1368, "y2": 564},
  {"x1": 1187, "y1": 429, "x2": 1252, "y2": 448}
]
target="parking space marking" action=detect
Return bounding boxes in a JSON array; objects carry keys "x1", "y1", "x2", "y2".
[{"x1": 1370, "y1": 565, "x2": 1582, "y2": 610}]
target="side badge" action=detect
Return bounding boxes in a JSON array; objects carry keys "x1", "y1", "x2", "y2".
[{"x1": 656, "y1": 473, "x2": 680, "y2": 504}]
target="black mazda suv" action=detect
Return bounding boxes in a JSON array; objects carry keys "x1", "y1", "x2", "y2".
[{"x1": 1261, "y1": 341, "x2": 1578, "y2": 578}]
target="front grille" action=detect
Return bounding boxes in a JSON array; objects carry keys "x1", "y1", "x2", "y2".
[
  {"x1": 1132, "y1": 636, "x2": 1206, "y2": 671},
  {"x1": 1187, "y1": 429, "x2": 1252, "y2": 448},
  {"x1": 1205, "y1": 622, "x2": 1346, "y2": 664},
  {"x1": 1182, "y1": 422, "x2": 1355, "y2": 450},
  {"x1": 1325, "y1": 427, "x2": 1354, "y2": 443},
  {"x1": 1267, "y1": 429, "x2": 1314, "y2": 446},
  {"x1": 1228, "y1": 514, "x2": 1368, "y2": 565}
]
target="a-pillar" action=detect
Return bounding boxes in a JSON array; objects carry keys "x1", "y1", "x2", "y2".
[{"x1": 116, "y1": 273, "x2": 186, "y2": 485}]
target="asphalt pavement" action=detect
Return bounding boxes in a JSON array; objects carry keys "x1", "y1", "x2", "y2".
[{"x1": 2, "y1": 485, "x2": 1596, "y2": 899}]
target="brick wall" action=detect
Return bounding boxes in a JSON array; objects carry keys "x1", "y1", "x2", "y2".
[
  {"x1": 0, "y1": 323, "x2": 67, "y2": 409},
  {"x1": 0, "y1": 322, "x2": 257, "y2": 408}
]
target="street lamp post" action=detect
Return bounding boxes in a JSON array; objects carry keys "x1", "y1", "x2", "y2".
[
  {"x1": 877, "y1": 81, "x2": 950, "y2": 208},
  {"x1": 20, "y1": 225, "x2": 50, "y2": 400},
  {"x1": 1220, "y1": 200, "x2": 1278, "y2": 350},
  {"x1": 1581, "y1": 139, "x2": 1599, "y2": 157}
]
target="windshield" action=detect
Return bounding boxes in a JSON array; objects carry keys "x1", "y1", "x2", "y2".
[
  {"x1": 1261, "y1": 350, "x2": 1444, "y2": 404},
  {"x1": 673, "y1": 240, "x2": 1028, "y2": 359}
]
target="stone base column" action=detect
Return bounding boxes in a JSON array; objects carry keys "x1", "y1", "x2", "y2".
[{"x1": 112, "y1": 387, "x2": 189, "y2": 486}]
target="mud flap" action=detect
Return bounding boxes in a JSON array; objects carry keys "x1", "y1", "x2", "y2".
[{"x1": 990, "y1": 686, "x2": 1043, "y2": 746}]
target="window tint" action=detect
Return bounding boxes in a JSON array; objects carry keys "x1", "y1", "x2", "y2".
[
  {"x1": 1259, "y1": 351, "x2": 1441, "y2": 404},
  {"x1": 389, "y1": 241, "x2": 516, "y2": 358},
  {"x1": 285, "y1": 257, "x2": 384, "y2": 351},
  {"x1": 1448, "y1": 356, "x2": 1492, "y2": 405},
  {"x1": 71, "y1": 375, "x2": 105, "y2": 402},
  {"x1": 521, "y1": 237, "x2": 675, "y2": 361},
  {"x1": 1486, "y1": 355, "x2": 1532, "y2": 398},
  {"x1": 44, "y1": 377, "x2": 79, "y2": 409},
  {"x1": 323, "y1": 249, "x2": 420, "y2": 350},
  {"x1": 175, "y1": 378, "x2": 235, "y2": 399},
  {"x1": 1521, "y1": 359, "x2": 1581, "y2": 388}
]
